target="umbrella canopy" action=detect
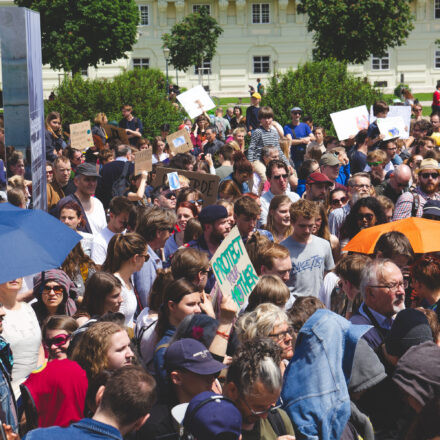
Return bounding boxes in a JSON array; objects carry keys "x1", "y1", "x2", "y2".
[
  {"x1": 0, "y1": 203, "x2": 82, "y2": 284},
  {"x1": 343, "y1": 217, "x2": 440, "y2": 255}
]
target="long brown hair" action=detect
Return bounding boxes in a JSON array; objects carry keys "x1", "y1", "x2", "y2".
[
  {"x1": 315, "y1": 203, "x2": 331, "y2": 242},
  {"x1": 61, "y1": 242, "x2": 97, "y2": 281},
  {"x1": 265, "y1": 194, "x2": 293, "y2": 242}
]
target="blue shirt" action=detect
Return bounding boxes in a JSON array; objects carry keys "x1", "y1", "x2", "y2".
[
  {"x1": 23, "y1": 418, "x2": 122, "y2": 440},
  {"x1": 283, "y1": 122, "x2": 312, "y2": 141}
]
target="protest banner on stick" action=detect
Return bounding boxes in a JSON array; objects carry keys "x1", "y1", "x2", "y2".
[
  {"x1": 134, "y1": 148, "x2": 152, "y2": 175},
  {"x1": 166, "y1": 129, "x2": 193, "y2": 154},
  {"x1": 177, "y1": 85, "x2": 215, "y2": 119},
  {"x1": 104, "y1": 124, "x2": 129, "y2": 144},
  {"x1": 210, "y1": 226, "x2": 259, "y2": 312},
  {"x1": 70, "y1": 121, "x2": 94, "y2": 150},
  {"x1": 330, "y1": 105, "x2": 369, "y2": 140}
]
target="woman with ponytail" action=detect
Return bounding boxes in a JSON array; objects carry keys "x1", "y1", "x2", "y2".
[
  {"x1": 221, "y1": 151, "x2": 253, "y2": 194},
  {"x1": 101, "y1": 232, "x2": 148, "y2": 327}
]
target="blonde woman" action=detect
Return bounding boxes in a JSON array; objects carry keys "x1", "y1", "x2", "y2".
[{"x1": 92, "y1": 112, "x2": 108, "y2": 147}]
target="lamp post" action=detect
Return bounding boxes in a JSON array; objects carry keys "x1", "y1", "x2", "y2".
[{"x1": 163, "y1": 47, "x2": 170, "y2": 96}]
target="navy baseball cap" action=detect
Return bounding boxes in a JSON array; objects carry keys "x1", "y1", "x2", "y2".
[
  {"x1": 423, "y1": 199, "x2": 440, "y2": 218},
  {"x1": 164, "y1": 339, "x2": 227, "y2": 375},
  {"x1": 183, "y1": 392, "x2": 242, "y2": 440},
  {"x1": 198, "y1": 205, "x2": 228, "y2": 225}
]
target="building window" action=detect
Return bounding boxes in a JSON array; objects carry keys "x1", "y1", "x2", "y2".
[
  {"x1": 435, "y1": 50, "x2": 440, "y2": 69},
  {"x1": 193, "y1": 4, "x2": 211, "y2": 15},
  {"x1": 371, "y1": 53, "x2": 389, "y2": 70},
  {"x1": 139, "y1": 5, "x2": 149, "y2": 25},
  {"x1": 133, "y1": 58, "x2": 150, "y2": 69},
  {"x1": 436, "y1": 0, "x2": 440, "y2": 19},
  {"x1": 253, "y1": 56, "x2": 270, "y2": 74},
  {"x1": 194, "y1": 60, "x2": 212, "y2": 75},
  {"x1": 252, "y1": 3, "x2": 270, "y2": 24}
]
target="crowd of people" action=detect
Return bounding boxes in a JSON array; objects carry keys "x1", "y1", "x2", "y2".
[{"x1": 0, "y1": 93, "x2": 440, "y2": 440}]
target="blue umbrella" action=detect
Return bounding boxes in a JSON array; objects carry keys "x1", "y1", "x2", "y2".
[{"x1": 0, "y1": 203, "x2": 82, "y2": 284}]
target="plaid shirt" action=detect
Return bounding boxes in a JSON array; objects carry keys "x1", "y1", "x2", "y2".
[{"x1": 392, "y1": 187, "x2": 440, "y2": 220}]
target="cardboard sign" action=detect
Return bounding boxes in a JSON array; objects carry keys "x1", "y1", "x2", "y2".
[
  {"x1": 177, "y1": 85, "x2": 216, "y2": 119},
  {"x1": 134, "y1": 148, "x2": 152, "y2": 175},
  {"x1": 166, "y1": 129, "x2": 193, "y2": 154},
  {"x1": 330, "y1": 105, "x2": 370, "y2": 140},
  {"x1": 370, "y1": 105, "x2": 411, "y2": 139},
  {"x1": 104, "y1": 124, "x2": 129, "y2": 144},
  {"x1": 167, "y1": 172, "x2": 181, "y2": 190},
  {"x1": 377, "y1": 116, "x2": 406, "y2": 141},
  {"x1": 152, "y1": 166, "x2": 220, "y2": 205},
  {"x1": 69, "y1": 120, "x2": 94, "y2": 150},
  {"x1": 210, "y1": 226, "x2": 259, "y2": 311}
]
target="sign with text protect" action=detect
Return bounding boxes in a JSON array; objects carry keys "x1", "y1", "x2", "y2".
[
  {"x1": 69, "y1": 120, "x2": 94, "y2": 150},
  {"x1": 152, "y1": 167, "x2": 220, "y2": 205},
  {"x1": 210, "y1": 226, "x2": 259, "y2": 311},
  {"x1": 330, "y1": 105, "x2": 369, "y2": 140},
  {"x1": 134, "y1": 148, "x2": 152, "y2": 175},
  {"x1": 103, "y1": 124, "x2": 129, "y2": 144},
  {"x1": 166, "y1": 129, "x2": 193, "y2": 154}
]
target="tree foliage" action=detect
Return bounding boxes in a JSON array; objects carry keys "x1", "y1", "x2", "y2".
[
  {"x1": 45, "y1": 69, "x2": 184, "y2": 139},
  {"x1": 297, "y1": 0, "x2": 414, "y2": 64},
  {"x1": 263, "y1": 60, "x2": 383, "y2": 134},
  {"x1": 14, "y1": 0, "x2": 139, "y2": 73},
  {"x1": 162, "y1": 8, "x2": 223, "y2": 72}
]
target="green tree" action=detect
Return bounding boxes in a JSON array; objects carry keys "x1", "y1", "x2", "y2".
[
  {"x1": 263, "y1": 60, "x2": 383, "y2": 134},
  {"x1": 14, "y1": 0, "x2": 139, "y2": 74},
  {"x1": 45, "y1": 69, "x2": 184, "y2": 139},
  {"x1": 162, "y1": 8, "x2": 223, "y2": 81},
  {"x1": 297, "y1": 0, "x2": 414, "y2": 64}
]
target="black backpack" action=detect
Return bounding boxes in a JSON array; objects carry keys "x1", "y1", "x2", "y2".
[{"x1": 111, "y1": 161, "x2": 131, "y2": 198}]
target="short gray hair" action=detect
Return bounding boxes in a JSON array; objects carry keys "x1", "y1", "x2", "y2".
[
  {"x1": 262, "y1": 145, "x2": 279, "y2": 159},
  {"x1": 360, "y1": 258, "x2": 394, "y2": 300}
]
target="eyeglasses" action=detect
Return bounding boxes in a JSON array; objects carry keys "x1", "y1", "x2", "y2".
[
  {"x1": 273, "y1": 174, "x2": 288, "y2": 180},
  {"x1": 138, "y1": 254, "x2": 150, "y2": 262},
  {"x1": 331, "y1": 196, "x2": 348, "y2": 206},
  {"x1": 42, "y1": 285, "x2": 64, "y2": 295},
  {"x1": 357, "y1": 213, "x2": 374, "y2": 221},
  {"x1": 43, "y1": 333, "x2": 70, "y2": 348},
  {"x1": 292, "y1": 112, "x2": 302, "y2": 115},
  {"x1": 369, "y1": 280, "x2": 408, "y2": 292},
  {"x1": 420, "y1": 173, "x2": 439, "y2": 179},
  {"x1": 163, "y1": 191, "x2": 176, "y2": 199},
  {"x1": 268, "y1": 326, "x2": 294, "y2": 342},
  {"x1": 240, "y1": 395, "x2": 283, "y2": 417},
  {"x1": 188, "y1": 199, "x2": 204, "y2": 206},
  {"x1": 367, "y1": 161, "x2": 383, "y2": 166}
]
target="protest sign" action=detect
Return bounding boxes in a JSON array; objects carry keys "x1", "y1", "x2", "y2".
[
  {"x1": 167, "y1": 172, "x2": 181, "y2": 191},
  {"x1": 210, "y1": 226, "x2": 259, "y2": 311},
  {"x1": 70, "y1": 121, "x2": 94, "y2": 150},
  {"x1": 177, "y1": 85, "x2": 216, "y2": 119},
  {"x1": 330, "y1": 105, "x2": 369, "y2": 140},
  {"x1": 369, "y1": 105, "x2": 411, "y2": 139},
  {"x1": 134, "y1": 148, "x2": 152, "y2": 175},
  {"x1": 377, "y1": 116, "x2": 406, "y2": 141},
  {"x1": 104, "y1": 124, "x2": 129, "y2": 144},
  {"x1": 152, "y1": 166, "x2": 220, "y2": 205},
  {"x1": 166, "y1": 129, "x2": 193, "y2": 154}
]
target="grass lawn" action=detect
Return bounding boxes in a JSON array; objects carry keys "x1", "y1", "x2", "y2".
[{"x1": 384, "y1": 92, "x2": 432, "y2": 102}]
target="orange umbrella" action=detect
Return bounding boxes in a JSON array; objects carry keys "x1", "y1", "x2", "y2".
[{"x1": 343, "y1": 217, "x2": 440, "y2": 254}]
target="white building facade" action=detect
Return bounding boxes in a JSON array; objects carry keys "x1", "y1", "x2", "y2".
[{"x1": 1, "y1": 0, "x2": 440, "y2": 96}]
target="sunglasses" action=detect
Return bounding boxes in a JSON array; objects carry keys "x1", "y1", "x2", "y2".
[
  {"x1": 46, "y1": 170, "x2": 53, "y2": 175},
  {"x1": 273, "y1": 174, "x2": 288, "y2": 180},
  {"x1": 163, "y1": 191, "x2": 176, "y2": 199},
  {"x1": 358, "y1": 213, "x2": 374, "y2": 221},
  {"x1": 44, "y1": 333, "x2": 70, "y2": 348},
  {"x1": 367, "y1": 161, "x2": 383, "y2": 166},
  {"x1": 420, "y1": 172, "x2": 439, "y2": 179},
  {"x1": 188, "y1": 199, "x2": 204, "y2": 206},
  {"x1": 292, "y1": 112, "x2": 302, "y2": 115},
  {"x1": 331, "y1": 196, "x2": 348, "y2": 205},
  {"x1": 42, "y1": 285, "x2": 64, "y2": 295}
]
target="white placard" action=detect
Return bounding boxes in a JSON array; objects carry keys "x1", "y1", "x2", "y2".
[
  {"x1": 330, "y1": 105, "x2": 369, "y2": 140},
  {"x1": 369, "y1": 105, "x2": 411, "y2": 139},
  {"x1": 377, "y1": 116, "x2": 406, "y2": 141},
  {"x1": 177, "y1": 85, "x2": 216, "y2": 119}
]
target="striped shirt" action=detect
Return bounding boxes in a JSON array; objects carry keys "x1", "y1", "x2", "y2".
[
  {"x1": 392, "y1": 187, "x2": 440, "y2": 220},
  {"x1": 247, "y1": 126, "x2": 288, "y2": 164}
]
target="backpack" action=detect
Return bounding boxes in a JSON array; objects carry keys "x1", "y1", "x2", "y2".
[
  {"x1": 410, "y1": 188, "x2": 420, "y2": 217},
  {"x1": 111, "y1": 161, "x2": 131, "y2": 198}
]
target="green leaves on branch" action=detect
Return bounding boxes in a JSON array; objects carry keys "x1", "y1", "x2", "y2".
[
  {"x1": 45, "y1": 69, "x2": 184, "y2": 139},
  {"x1": 263, "y1": 60, "x2": 383, "y2": 135},
  {"x1": 14, "y1": 0, "x2": 139, "y2": 73},
  {"x1": 162, "y1": 9, "x2": 223, "y2": 72},
  {"x1": 297, "y1": 0, "x2": 414, "y2": 64}
]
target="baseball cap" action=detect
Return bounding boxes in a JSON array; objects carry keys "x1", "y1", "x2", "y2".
[
  {"x1": 75, "y1": 163, "x2": 101, "y2": 177},
  {"x1": 182, "y1": 392, "x2": 242, "y2": 440},
  {"x1": 290, "y1": 106, "x2": 302, "y2": 113},
  {"x1": 423, "y1": 199, "x2": 440, "y2": 218},
  {"x1": 198, "y1": 205, "x2": 228, "y2": 225},
  {"x1": 306, "y1": 172, "x2": 332, "y2": 185},
  {"x1": 319, "y1": 152, "x2": 340, "y2": 167},
  {"x1": 251, "y1": 92, "x2": 262, "y2": 100},
  {"x1": 416, "y1": 158, "x2": 440, "y2": 174},
  {"x1": 164, "y1": 339, "x2": 227, "y2": 375}
]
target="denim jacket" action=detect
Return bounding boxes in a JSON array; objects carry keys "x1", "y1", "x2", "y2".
[
  {"x1": 281, "y1": 309, "x2": 371, "y2": 440},
  {"x1": 23, "y1": 418, "x2": 122, "y2": 440}
]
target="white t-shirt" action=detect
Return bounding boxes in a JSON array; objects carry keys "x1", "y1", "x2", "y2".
[
  {"x1": 318, "y1": 272, "x2": 340, "y2": 309},
  {"x1": 115, "y1": 274, "x2": 137, "y2": 328},
  {"x1": 135, "y1": 308, "x2": 158, "y2": 374},
  {"x1": 152, "y1": 153, "x2": 169, "y2": 164},
  {"x1": 86, "y1": 197, "x2": 107, "y2": 236},
  {"x1": 2, "y1": 302, "x2": 42, "y2": 397},
  {"x1": 91, "y1": 226, "x2": 115, "y2": 265}
]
